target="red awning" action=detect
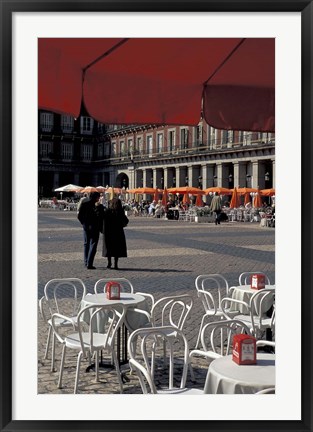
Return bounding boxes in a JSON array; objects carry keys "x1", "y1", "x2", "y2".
[{"x1": 38, "y1": 38, "x2": 275, "y2": 131}]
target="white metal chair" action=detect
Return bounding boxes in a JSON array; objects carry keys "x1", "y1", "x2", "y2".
[
  {"x1": 51, "y1": 303, "x2": 126, "y2": 394},
  {"x1": 94, "y1": 277, "x2": 134, "y2": 294},
  {"x1": 194, "y1": 274, "x2": 237, "y2": 349},
  {"x1": 41, "y1": 278, "x2": 87, "y2": 371},
  {"x1": 221, "y1": 289, "x2": 275, "y2": 339},
  {"x1": 128, "y1": 326, "x2": 202, "y2": 394},
  {"x1": 189, "y1": 319, "x2": 252, "y2": 381},
  {"x1": 239, "y1": 272, "x2": 271, "y2": 286}
]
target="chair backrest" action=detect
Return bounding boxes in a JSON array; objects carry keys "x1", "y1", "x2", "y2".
[
  {"x1": 150, "y1": 294, "x2": 193, "y2": 330},
  {"x1": 76, "y1": 303, "x2": 126, "y2": 356},
  {"x1": 44, "y1": 278, "x2": 87, "y2": 318},
  {"x1": 195, "y1": 274, "x2": 230, "y2": 313},
  {"x1": 249, "y1": 289, "x2": 275, "y2": 334},
  {"x1": 200, "y1": 319, "x2": 252, "y2": 356},
  {"x1": 239, "y1": 272, "x2": 271, "y2": 286},
  {"x1": 94, "y1": 277, "x2": 134, "y2": 294},
  {"x1": 128, "y1": 326, "x2": 189, "y2": 393}
]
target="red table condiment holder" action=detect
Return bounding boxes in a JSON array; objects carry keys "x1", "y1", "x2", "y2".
[
  {"x1": 251, "y1": 273, "x2": 265, "y2": 290},
  {"x1": 232, "y1": 334, "x2": 257, "y2": 365},
  {"x1": 105, "y1": 281, "x2": 121, "y2": 300}
]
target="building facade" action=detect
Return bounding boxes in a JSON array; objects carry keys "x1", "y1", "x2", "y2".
[{"x1": 38, "y1": 110, "x2": 275, "y2": 197}]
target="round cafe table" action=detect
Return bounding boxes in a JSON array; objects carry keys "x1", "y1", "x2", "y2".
[
  {"x1": 203, "y1": 353, "x2": 275, "y2": 394},
  {"x1": 81, "y1": 293, "x2": 148, "y2": 376},
  {"x1": 229, "y1": 285, "x2": 275, "y2": 314}
]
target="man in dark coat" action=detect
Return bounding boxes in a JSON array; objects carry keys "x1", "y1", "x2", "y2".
[
  {"x1": 102, "y1": 198, "x2": 128, "y2": 270},
  {"x1": 77, "y1": 191, "x2": 101, "y2": 269}
]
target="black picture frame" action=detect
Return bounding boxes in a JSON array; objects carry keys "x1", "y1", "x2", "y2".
[{"x1": 1, "y1": 1, "x2": 312, "y2": 431}]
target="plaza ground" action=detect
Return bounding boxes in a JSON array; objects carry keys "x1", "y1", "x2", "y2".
[{"x1": 38, "y1": 209, "x2": 275, "y2": 394}]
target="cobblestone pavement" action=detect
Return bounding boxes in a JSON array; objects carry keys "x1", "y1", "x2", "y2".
[{"x1": 38, "y1": 208, "x2": 275, "y2": 394}]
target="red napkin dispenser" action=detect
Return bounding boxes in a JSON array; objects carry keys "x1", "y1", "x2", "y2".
[
  {"x1": 105, "y1": 281, "x2": 121, "y2": 300},
  {"x1": 251, "y1": 273, "x2": 265, "y2": 290},
  {"x1": 232, "y1": 334, "x2": 257, "y2": 365}
]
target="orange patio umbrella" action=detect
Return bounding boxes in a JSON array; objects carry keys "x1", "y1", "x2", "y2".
[
  {"x1": 80, "y1": 186, "x2": 99, "y2": 193},
  {"x1": 162, "y1": 188, "x2": 168, "y2": 206},
  {"x1": 182, "y1": 193, "x2": 191, "y2": 205},
  {"x1": 229, "y1": 187, "x2": 240, "y2": 208},
  {"x1": 167, "y1": 186, "x2": 205, "y2": 195},
  {"x1": 128, "y1": 187, "x2": 161, "y2": 195},
  {"x1": 244, "y1": 193, "x2": 251, "y2": 206},
  {"x1": 260, "y1": 188, "x2": 275, "y2": 196},
  {"x1": 105, "y1": 186, "x2": 122, "y2": 199},
  {"x1": 253, "y1": 189, "x2": 263, "y2": 208},
  {"x1": 195, "y1": 194, "x2": 204, "y2": 207},
  {"x1": 236, "y1": 187, "x2": 258, "y2": 195}
]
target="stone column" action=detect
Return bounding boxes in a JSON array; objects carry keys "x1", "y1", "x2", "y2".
[
  {"x1": 233, "y1": 162, "x2": 246, "y2": 188},
  {"x1": 216, "y1": 163, "x2": 223, "y2": 187},
  {"x1": 188, "y1": 165, "x2": 194, "y2": 187},
  {"x1": 152, "y1": 168, "x2": 157, "y2": 189},
  {"x1": 163, "y1": 167, "x2": 169, "y2": 188},
  {"x1": 128, "y1": 165, "x2": 135, "y2": 189},
  {"x1": 142, "y1": 169, "x2": 147, "y2": 188},
  {"x1": 252, "y1": 161, "x2": 260, "y2": 188}
]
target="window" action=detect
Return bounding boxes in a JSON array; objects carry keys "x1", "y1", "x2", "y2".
[
  {"x1": 227, "y1": 130, "x2": 234, "y2": 143},
  {"x1": 40, "y1": 112, "x2": 54, "y2": 132},
  {"x1": 128, "y1": 138, "x2": 133, "y2": 154},
  {"x1": 180, "y1": 128, "x2": 188, "y2": 149},
  {"x1": 168, "y1": 130, "x2": 175, "y2": 152},
  {"x1": 61, "y1": 115, "x2": 74, "y2": 133},
  {"x1": 195, "y1": 124, "x2": 203, "y2": 145},
  {"x1": 120, "y1": 140, "x2": 126, "y2": 156},
  {"x1": 243, "y1": 132, "x2": 252, "y2": 145},
  {"x1": 82, "y1": 144, "x2": 92, "y2": 160},
  {"x1": 157, "y1": 133, "x2": 163, "y2": 153},
  {"x1": 112, "y1": 141, "x2": 117, "y2": 155},
  {"x1": 210, "y1": 128, "x2": 216, "y2": 148},
  {"x1": 61, "y1": 142, "x2": 73, "y2": 160},
  {"x1": 98, "y1": 143, "x2": 103, "y2": 158},
  {"x1": 40, "y1": 141, "x2": 53, "y2": 157},
  {"x1": 147, "y1": 135, "x2": 153, "y2": 155},
  {"x1": 80, "y1": 116, "x2": 94, "y2": 134},
  {"x1": 137, "y1": 137, "x2": 143, "y2": 154}
]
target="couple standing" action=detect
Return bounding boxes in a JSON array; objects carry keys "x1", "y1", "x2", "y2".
[{"x1": 77, "y1": 192, "x2": 128, "y2": 270}]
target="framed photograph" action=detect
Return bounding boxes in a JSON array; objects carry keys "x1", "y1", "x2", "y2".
[{"x1": 1, "y1": 1, "x2": 312, "y2": 431}]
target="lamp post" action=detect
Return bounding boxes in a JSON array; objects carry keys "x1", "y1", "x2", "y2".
[
  {"x1": 198, "y1": 175, "x2": 202, "y2": 188},
  {"x1": 150, "y1": 177, "x2": 153, "y2": 188},
  {"x1": 161, "y1": 177, "x2": 164, "y2": 189},
  {"x1": 185, "y1": 176, "x2": 189, "y2": 186},
  {"x1": 265, "y1": 171, "x2": 270, "y2": 189},
  {"x1": 213, "y1": 174, "x2": 217, "y2": 187},
  {"x1": 173, "y1": 176, "x2": 176, "y2": 187},
  {"x1": 246, "y1": 174, "x2": 251, "y2": 187}
]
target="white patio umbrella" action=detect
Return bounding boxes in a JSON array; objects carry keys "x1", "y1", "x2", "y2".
[{"x1": 54, "y1": 184, "x2": 83, "y2": 192}]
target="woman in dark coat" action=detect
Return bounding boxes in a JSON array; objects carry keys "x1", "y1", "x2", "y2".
[{"x1": 102, "y1": 198, "x2": 129, "y2": 269}]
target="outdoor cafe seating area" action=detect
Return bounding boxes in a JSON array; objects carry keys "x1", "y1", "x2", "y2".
[
  {"x1": 39, "y1": 273, "x2": 275, "y2": 395},
  {"x1": 42, "y1": 184, "x2": 275, "y2": 227}
]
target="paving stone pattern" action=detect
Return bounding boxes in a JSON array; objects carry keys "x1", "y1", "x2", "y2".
[{"x1": 38, "y1": 209, "x2": 275, "y2": 394}]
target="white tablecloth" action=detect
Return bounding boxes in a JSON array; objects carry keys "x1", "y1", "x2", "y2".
[
  {"x1": 204, "y1": 353, "x2": 275, "y2": 394},
  {"x1": 81, "y1": 293, "x2": 149, "y2": 332},
  {"x1": 230, "y1": 285, "x2": 275, "y2": 313}
]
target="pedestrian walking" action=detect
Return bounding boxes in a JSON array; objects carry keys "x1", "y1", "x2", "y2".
[
  {"x1": 210, "y1": 192, "x2": 222, "y2": 225},
  {"x1": 102, "y1": 197, "x2": 129, "y2": 270},
  {"x1": 77, "y1": 191, "x2": 102, "y2": 269}
]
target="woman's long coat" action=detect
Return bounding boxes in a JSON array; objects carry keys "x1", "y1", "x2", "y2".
[{"x1": 102, "y1": 209, "x2": 129, "y2": 258}]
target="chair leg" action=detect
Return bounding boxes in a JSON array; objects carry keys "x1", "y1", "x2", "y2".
[
  {"x1": 44, "y1": 326, "x2": 52, "y2": 360},
  {"x1": 51, "y1": 332, "x2": 56, "y2": 372},
  {"x1": 195, "y1": 315, "x2": 206, "y2": 349},
  {"x1": 188, "y1": 362, "x2": 196, "y2": 382},
  {"x1": 74, "y1": 351, "x2": 83, "y2": 394},
  {"x1": 95, "y1": 350, "x2": 99, "y2": 382},
  {"x1": 112, "y1": 349, "x2": 124, "y2": 393},
  {"x1": 169, "y1": 343, "x2": 174, "y2": 390},
  {"x1": 58, "y1": 344, "x2": 66, "y2": 388}
]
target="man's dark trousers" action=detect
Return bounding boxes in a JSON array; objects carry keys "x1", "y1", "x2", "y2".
[{"x1": 83, "y1": 226, "x2": 100, "y2": 267}]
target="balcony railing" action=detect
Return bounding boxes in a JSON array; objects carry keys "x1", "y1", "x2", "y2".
[{"x1": 108, "y1": 138, "x2": 275, "y2": 164}]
